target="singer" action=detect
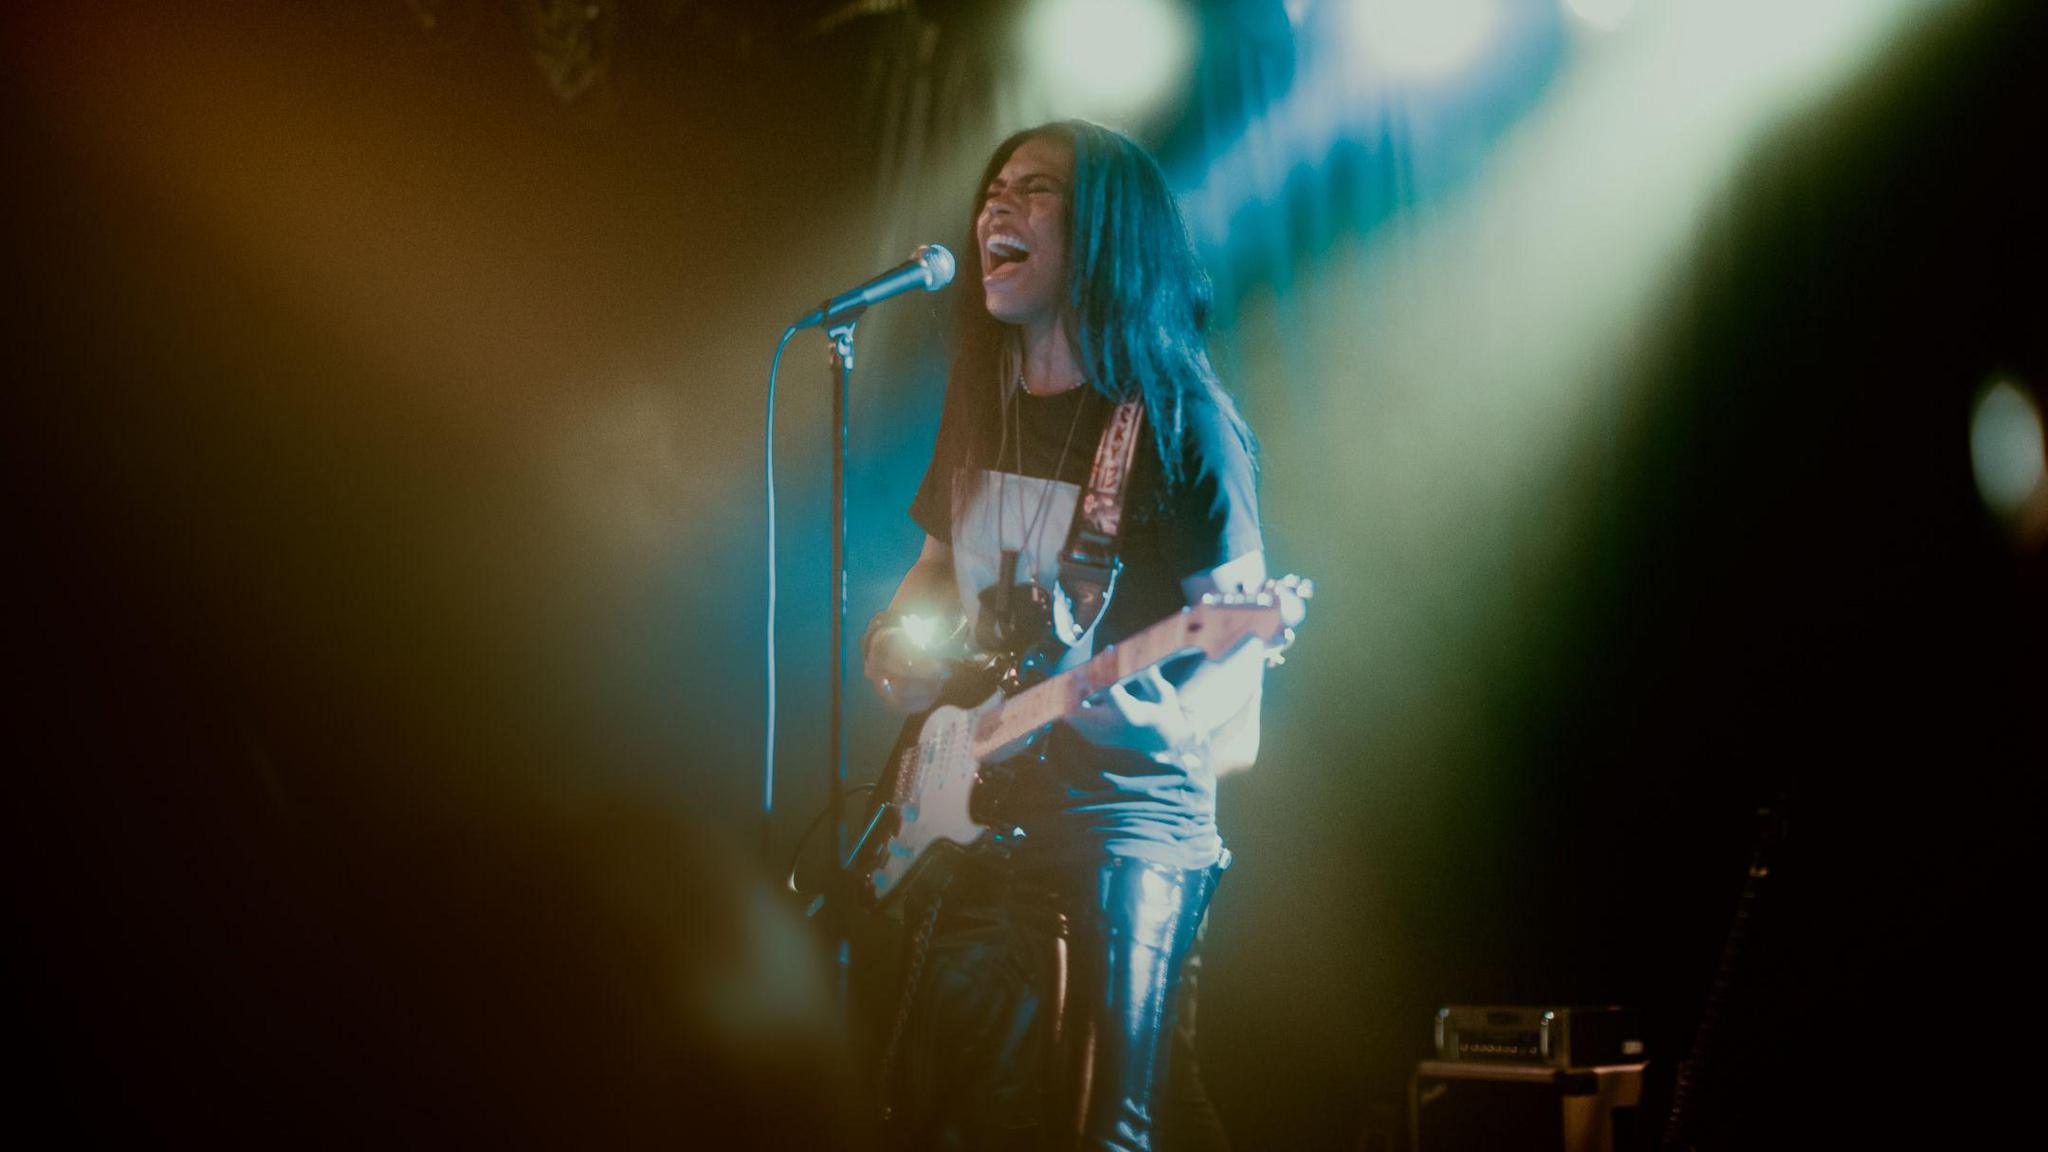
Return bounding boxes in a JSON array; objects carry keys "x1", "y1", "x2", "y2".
[{"x1": 864, "y1": 120, "x2": 1264, "y2": 1151}]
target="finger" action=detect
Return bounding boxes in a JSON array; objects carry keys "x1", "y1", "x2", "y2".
[
  {"x1": 876, "y1": 675, "x2": 940, "y2": 712},
  {"x1": 874, "y1": 644, "x2": 947, "y2": 681},
  {"x1": 1114, "y1": 680, "x2": 1197, "y2": 746},
  {"x1": 1108, "y1": 682, "x2": 1168, "y2": 726},
  {"x1": 1129, "y1": 667, "x2": 1179, "y2": 705}
]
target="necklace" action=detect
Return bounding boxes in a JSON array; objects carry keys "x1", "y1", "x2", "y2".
[{"x1": 1000, "y1": 371, "x2": 1089, "y2": 584}]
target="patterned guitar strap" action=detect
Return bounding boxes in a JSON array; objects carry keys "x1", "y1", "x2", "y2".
[{"x1": 1051, "y1": 397, "x2": 1144, "y2": 650}]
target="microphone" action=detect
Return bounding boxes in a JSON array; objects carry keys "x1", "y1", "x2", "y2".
[{"x1": 794, "y1": 244, "x2": 956, "y2": 330}]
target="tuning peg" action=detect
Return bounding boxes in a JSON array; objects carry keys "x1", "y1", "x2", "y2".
[{"x1": 1273, "y1": 574, "x2": 1312, "y2": 595}]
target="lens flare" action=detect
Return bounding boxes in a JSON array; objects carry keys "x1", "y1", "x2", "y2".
[
  {"x1": 1970, "y1": 378, "x2": 2046, "y2": 521},
  {"x1": 899, "y1": 613, "x2": 940, "y2": 650},
  {"x1": 1024, "y1": 0, "x2": 1194, "y2": 121}
]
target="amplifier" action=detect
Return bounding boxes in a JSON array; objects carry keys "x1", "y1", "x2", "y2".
[
  {"x1": 1434, "y1": 1006, "x2": 1643, "y2": 1067},
  {"x1": 1412, "y1": 1060, "x2": 1646, "y2": 1152}
]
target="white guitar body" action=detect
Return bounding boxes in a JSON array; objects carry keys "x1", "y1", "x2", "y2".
[
  {"x1": 863, "y1": 692, "x2": 1013, "y2": 904},
  {"x1": 854, "y1": 576, "x2": 1313, "y2": 907}
]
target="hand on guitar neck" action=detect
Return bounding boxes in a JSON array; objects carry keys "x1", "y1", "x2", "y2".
[{"x1": 1063, "y1": 550, "x2": 1271, "y2": 764}]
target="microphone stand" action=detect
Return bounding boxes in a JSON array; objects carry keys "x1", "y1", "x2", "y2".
[
  {"x1": 774, "y1": 244, "x2": 950, "y2": 1016},
  {"x1": 822, "y1": 318, "x2": 856, "y2": 1009}
]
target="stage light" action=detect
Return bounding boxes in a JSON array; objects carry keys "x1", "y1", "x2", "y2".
[
  {"x1": 1025, "y1": 0, "x2": 1194, "y2": 122},
  {"x1": 1342, "y1": 0, "x2": 1502, "y2": 83},
  {"x1": 1564, "y1": 0, "x2": 1635, "y2": 34},
  {"x1": 1970, "y1": 378, "x2": 2045, "y2": 521}
]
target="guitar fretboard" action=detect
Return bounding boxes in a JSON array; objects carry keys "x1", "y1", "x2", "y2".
[{"x1": 969, "y1": 606, "x2": 1255, "y2": 759}]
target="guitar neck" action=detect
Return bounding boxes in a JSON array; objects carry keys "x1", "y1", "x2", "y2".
[{"x1": 969, "y1": 611, "x2": 1203, "y2": 759}]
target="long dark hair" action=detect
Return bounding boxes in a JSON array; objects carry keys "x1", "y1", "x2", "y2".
[{"x1": 947, "y1": 120, "x2": 1254, "y2": 490}]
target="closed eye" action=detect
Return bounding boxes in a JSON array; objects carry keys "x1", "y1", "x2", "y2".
[{"x1": 985, "y1": 176, "x2": 1066, "y2": 200}]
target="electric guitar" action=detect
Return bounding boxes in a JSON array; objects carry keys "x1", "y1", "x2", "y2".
[{"x1": 854, "y1": 575, "x2": 1312, "y2": 906}]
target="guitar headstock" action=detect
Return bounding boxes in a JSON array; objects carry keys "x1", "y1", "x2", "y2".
[{"x1": 1190, "y1": 574, "x2": 1314, "y2": 665}]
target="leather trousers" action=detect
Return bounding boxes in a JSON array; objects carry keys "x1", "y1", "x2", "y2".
[{"x1": 883, "y1": 853, "x2": 1222, "y2": 1151}]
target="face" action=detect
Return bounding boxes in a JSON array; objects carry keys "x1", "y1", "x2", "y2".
[{"x1": 976, "y1": 135, "x2": 1072, "y2": 329}]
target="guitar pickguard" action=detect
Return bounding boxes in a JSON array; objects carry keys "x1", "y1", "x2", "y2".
[{"x1": 863, "y1": 691, "x2": 1003, "y2": 903}]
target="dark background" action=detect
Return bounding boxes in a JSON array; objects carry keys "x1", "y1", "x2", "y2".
[{"x1": 5, "y1": 1, "x2": 2041, "y2": 1146}]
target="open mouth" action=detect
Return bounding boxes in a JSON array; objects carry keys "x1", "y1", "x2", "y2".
[{"x1": 984, "y1": 233, "x2": 1031, "y2": 277}]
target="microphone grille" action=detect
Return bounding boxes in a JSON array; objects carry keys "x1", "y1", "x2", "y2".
[{"x1": 916, "y1": 244, "x2": 956, "y2": 291}]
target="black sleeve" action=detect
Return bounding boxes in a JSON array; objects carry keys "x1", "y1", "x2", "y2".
[{"x1": 1154, "y1": 397, "x2": 1262, "y2": 580}]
